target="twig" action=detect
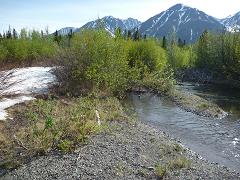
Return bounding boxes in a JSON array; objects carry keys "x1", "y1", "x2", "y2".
[{"x1": 13, "y1": 134, "x2": 28, "y2": 150}]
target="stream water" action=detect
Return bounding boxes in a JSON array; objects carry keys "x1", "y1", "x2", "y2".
[{"x1": 128, "y1": 83, "x2": 240, "y2": 173}]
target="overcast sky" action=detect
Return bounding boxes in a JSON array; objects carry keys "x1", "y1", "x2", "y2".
[{"x1": 1, "y1": 0, "x2": 240, "y2": 33}]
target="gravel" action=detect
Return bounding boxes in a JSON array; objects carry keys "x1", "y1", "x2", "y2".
[{"x1": 1, "y1": 120, "x2": 240, "y2": 180}]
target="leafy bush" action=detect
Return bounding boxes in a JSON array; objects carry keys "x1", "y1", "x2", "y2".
[
  {"x1": 0, "y1": 36, "x2": 58, "y2": 64},
  {"x1": 127, "y1": 39, "x2": 167, "y2": 74},
  {"x1": 57, "y1": 30, "x2": 173, "y2": 97},
  {"x1": 167, "y1": 44, "x2": 193, "y2": 69},
  {"x1": 58, "y1": 30, "x2": 137, "y2": 97},
  {"x1": 0, "y1": 44, "x2": 8, "y2": 63}
]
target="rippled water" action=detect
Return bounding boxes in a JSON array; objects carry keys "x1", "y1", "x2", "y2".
[{"x1": 128, "y1": 84, "x2": 240, "y2": 173}]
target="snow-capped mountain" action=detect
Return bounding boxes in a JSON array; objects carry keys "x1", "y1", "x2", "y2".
[
  {"x1": 78, "y1": 16, "x2": 141, "y2": 34},
  {"x1": 56, "y1": 27, "x2": 76, "y2": 36},
  {"x1": 220, "y1": 11, "x2": 240, "y2": 32},
  {"x1": 139, "y1": 4, "x2": 224, "y2": 43}
]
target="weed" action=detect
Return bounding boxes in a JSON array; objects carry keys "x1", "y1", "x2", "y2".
[
  {"x1": 57, "y1": 140, "x2": 73, "y2": 153},
  {"x1": 168, "y1": 157, "x2": 191, "y2": 170},
  {"x1": 155, "y1": 164, "x2": 167, "y2": 179}
]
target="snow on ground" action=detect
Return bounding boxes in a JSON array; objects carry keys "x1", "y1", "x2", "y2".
[
  {"x1": 0, "y1": 96, "x2": 34, "y2": 120},
  {"x1": 0, "y1": 67, "x2": 56, "y2": 120}
]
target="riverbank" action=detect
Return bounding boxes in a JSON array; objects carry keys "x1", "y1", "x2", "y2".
[
  {"x1": 1, "y1": 120, "x2": 239, "y2": 179},
  {"x1": 132, "y1": 86, "x2": 226, "y2": 119},
  {"x1": 169, "y1": 90, "x2": 227, "y2": 119}
]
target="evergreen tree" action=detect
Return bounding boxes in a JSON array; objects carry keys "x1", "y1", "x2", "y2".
[
  {"x1": 68, "y1": 29, "x2": 73, "y2": 47},
  {"x1": 6, "y1": 26, "x2": 12, "y2": 39},
  {"x1": 143, "y1": 34, "x2": 147, "y2": 40},
  {"x1": 178, "y1": 38, "x2": 183, "y2": 47},
  {"x1": 13, "y1": 28, "x2": 17, "y2": 39},
  {"x1": 45, "y1": 26, "x2": 49, "y2": 36},
  {"x1": 41, "y1": 30, "x2": 44, "y2": 38},
  {"x1": 54, "y1": 30, "x2": 61, "y2": 44},
  {"x1": 127, "y1": 30, "x2": 132, "y2": 40},
  {"x1": 162, "y1": 36, "x2": 167, "y2": 49},
  {"x1": 133, "y1": 29, "x2": 140, "y2": 41},
  {"x1": 54, "y1": 30, "x2": 58, "y2": 42},
  {"x1": 123, "y1": 29, "x2": 127, "y2": 39}
]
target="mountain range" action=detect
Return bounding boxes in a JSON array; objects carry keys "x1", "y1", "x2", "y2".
[{"x1": 57, "y1": 4, "x2": 240, "y2": 43}]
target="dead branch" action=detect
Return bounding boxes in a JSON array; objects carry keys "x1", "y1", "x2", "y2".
[{"x1": 13, "y1": 134, "x2": 28, "y2": 150}]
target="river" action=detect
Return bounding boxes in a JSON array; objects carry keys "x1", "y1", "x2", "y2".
[{"x1": 128, "y1": 83, "x2": 240, "y2": 173}]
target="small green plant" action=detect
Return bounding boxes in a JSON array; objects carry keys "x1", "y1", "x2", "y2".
[
  {"x1": 0, "y1": 96, "x2": 130, "y2": 170},
  {"x1": 168, "y1": 157, "x2": 191, "y2": 170},
  {"x1": 155, "y1": 164, "x2": 167, "y2": 179},
  {"x1": 58, "y1": 140, "x2": 73, "y2": 153},
  {"x1": 197, "y1": 103, "x2": 209, "y2": 110}
]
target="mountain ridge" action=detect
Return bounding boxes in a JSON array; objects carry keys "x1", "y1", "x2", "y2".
[{"x1": 56, "y1": 4, "x2": 240, "y2": 42}]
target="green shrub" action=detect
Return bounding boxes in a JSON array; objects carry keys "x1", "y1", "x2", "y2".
[
  {"x1": 0, "y1": 45, "x2": 8, "y2": 63},
  {"x1": 0, "y1": 37, "x2": 58, "y2": 64},
  {"x1": 57, "y1": 30, "x2": 174, "y2": 97},
  {"x1": 155, "y1": 164, "x2": 167, "y2": 178},
  {"x1": 167, "y1": 44, "x2": 193, "y2": 69},
  {"x1": 58, "y1": 30, "x2": 135, "y2": 97},
  {"x1": 127, "y1": 40, "x2": 167, "y2": 74},
  {"x1": 58, "y1": 140, "x2": 73, "y2": 153}
]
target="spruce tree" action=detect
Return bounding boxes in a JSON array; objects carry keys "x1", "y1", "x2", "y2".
[
  {"x1": 127, "y1": 30, "x2": 132, "y2": 40},
  {"x1": 123, "y1": 29, "x2": 127, "y2": 39},
  {"x1": 183, "y1": 40, "x2": 186, "y2": 46},
  {"x1": 54, "y1": 30, "x2": 58, "y2": 42},
  {"x1": 162, "y1": 36, "x2": 167, "y2": 49},
  {"x1": 13, "y1": 28, "x2": 17, "y2": 39},
  {"x1": 41, "y1": 30, "x2": 44, "y2": 38},
  {"x1": 178, "y1": 38, "x2": 183, "y2": 47},
  {"x1": 133, "y1": 29, "x2": 140, "y2": 41},
  {"x1": 68, "y1": 29, "x2": 73, "y2": 47},
  {"x1": 6, "y1": 26, "x2": 12, "y2": 39},
  {"x1": 143, "y1": 34, "x2": 147, "y2": 40}
]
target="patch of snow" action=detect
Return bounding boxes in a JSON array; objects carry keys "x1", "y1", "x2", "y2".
[
  {"x1": 0, "y1": 96, "x2": 34, "y2": 120},
  {"x1": 0, "y1": 67, "x2": 56, "y2": 95},
  {"x1": 190, "y1": 29, "x2": 193, "y2": 41},
  {"x1": 0, "y1": 67, "x2": 56, "y2": 121},
  {"x1": 178, "y1": 12, "x2": 185, "y2": 28}
]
